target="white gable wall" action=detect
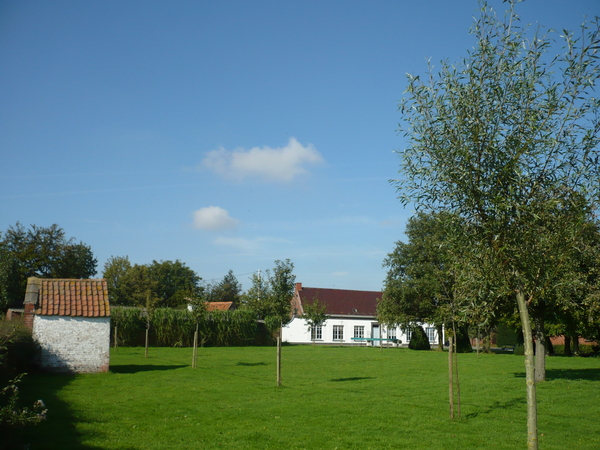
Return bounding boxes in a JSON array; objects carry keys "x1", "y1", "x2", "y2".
[
  {"x1": 33, "y1": 315, "x2": 110, "y2": 373},
  {"x1": 283, "y1": 316, "x2": 442, "y2": 346}
]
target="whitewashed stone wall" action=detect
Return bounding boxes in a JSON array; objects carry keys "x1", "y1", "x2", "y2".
[{"x1": 33, "y1": 315, "x2": 110, "y2": 373}]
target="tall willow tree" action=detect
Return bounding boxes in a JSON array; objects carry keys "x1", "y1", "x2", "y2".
[{"x1": 395, "y1": 2, "x2": 600, "y2": 449}]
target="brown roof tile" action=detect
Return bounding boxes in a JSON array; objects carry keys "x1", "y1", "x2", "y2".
[
  {"x1": 28, "y1": 278, "x2": 111, "y2": 317},
  {"x1": 205, "y1": 301, "x2": 235, "y2": 311},
  {"x1": 296, "y1": 286, "x2": 382, "y2": 317}
]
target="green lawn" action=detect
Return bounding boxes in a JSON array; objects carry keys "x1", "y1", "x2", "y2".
[{"x1": 20, "y1": 346, "x2": 600, "y2": 449}]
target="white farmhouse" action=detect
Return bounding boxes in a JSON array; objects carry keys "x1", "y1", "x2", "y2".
[
  {"x1": 282, "y1": 283, "x2": 442, "y2": 346},
  {"x1": 23, "y1": 277, "x2": 111, "y2": 373}
]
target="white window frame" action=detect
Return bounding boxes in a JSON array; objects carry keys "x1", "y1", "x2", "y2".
[
  {"x1": 388, "y1": 327, "x2": 397, "y2": 340},
  {"x1": 311, "y1": 325, "x2": 323, "y2": 341},
  {"x1": 426, "y1": 327, "x2": 436, "y2": 343},
  {"x1": 333, "y1": 325, "x2": 344, "y2": 341},
  {"x1": 354, "y1": 326, "x2": 365, "y2": 339}
]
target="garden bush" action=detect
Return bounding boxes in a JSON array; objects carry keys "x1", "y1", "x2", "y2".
[
  {"x1": 496, "y1": 321, "x2": 519, "y2": 347},
  {"x1": 0, "y1": 320, "x2": 37, "y2": 381},
  {"x1": 408, "y1": 326, "x2": 431, "y2": 350}
]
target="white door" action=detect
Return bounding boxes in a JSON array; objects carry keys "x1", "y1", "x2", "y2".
[{"x1": 372, "y1": 324, "x2": 380, "y2": 346}]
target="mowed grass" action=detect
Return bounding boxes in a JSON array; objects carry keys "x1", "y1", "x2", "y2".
[{"x1": 21, "y1": 346, "x2": 600, "y2": 450}]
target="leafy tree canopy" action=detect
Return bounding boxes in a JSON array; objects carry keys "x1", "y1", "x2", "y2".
[
  {"x1": 103, "y1": 257, "x2": 202, "y2": 308},
  {"x1": 1, "y1": 223, "x2": 97, "y2": 307},
  {"x1": 206, "y1": 269, "x2": 242, "y2": 306}
]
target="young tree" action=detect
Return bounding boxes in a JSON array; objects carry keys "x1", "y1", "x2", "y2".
[
  {"x1": 244, "y1": 260, "x2": 296, "y2": 386},
  {"x1": 395, "y1": 3, "x2": 600, "y2": 448},
  {"x1": 301, "y1": 295, "x2": 328, "y2": 344},
  {"x1": 103, "y1": 256, "x2": 132, "y2": 305}
]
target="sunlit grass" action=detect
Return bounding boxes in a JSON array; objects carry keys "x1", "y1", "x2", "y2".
[{"x1": 23, "y1": 346, "x2": 600, "y2": 449}]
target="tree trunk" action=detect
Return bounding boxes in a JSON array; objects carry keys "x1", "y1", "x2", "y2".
[
  {"x1": 534, "y1": 317, "x2": 546, "y2": 383},
  {"x1": 564, "y1": 335, "x2": 572, "y2": 356},
  {"x1": 571, "y1": 333, "x2": 580, "y2": 355},
  {"x1": 276, "y1": 327, "x2": 282, "y2": 387},
  {"x1": 437, "y1": 324, "x2": 444, "y2": 351},
  {"x1": 114, "y1": 325, "x2": 118, "y2": 349},
  {"x1": 448, "y1": 335, "x2": 454, "y2": 420},
  {"x1": 192, "y1": 323, "x2": 199, "y2": 369},
  {"x1": 516, "y1": 291, "x2": 538, "y2": 450},
  {"x1": 483, "y1": 330, "x2": 492, "y2": 353},
  {"x1": 545, "y1": 336, "x2": 554, "y2": 356},
  {"x1": 453, "y1": 323, "x2": 461, "y2": 419}
]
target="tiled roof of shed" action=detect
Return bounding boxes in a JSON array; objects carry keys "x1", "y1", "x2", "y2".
[
  {"x1": 205, "y1": 301, "x2": 235, "y2": 311},
  {"x1": 297, "y1": 287, "x2": 381, "y2": 316},
  {"x1": 35, "y1": 278, "x2": 110, "y2": 317}
]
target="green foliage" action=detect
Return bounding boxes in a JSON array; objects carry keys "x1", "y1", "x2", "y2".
[
  {"x1": 103, "y1": 258, "x2": 203, "y2": 308},
  {"x1": 242, "y1": 260, "x2": 296, "y2": 331},
  {"x1": 1, "y1": 223, "x2": 97, "y2": 306},
  {"x1": 302, "y1": 295, "x2": 328, "y2": 340},
  {"x1": 103, "y1": 256, "x2": 132, "y2": 305},
  {"x1": 206, "y1": 270, "x2": 242, "y2": 305},
  {"x1": 110, "y1": 307, "x2": 263, "y2": 347},
  {"x1": 496, "y1": 321, "x2": 519, "y2": 348},
  {"x1": 0, "y1": 320, "x2": 37, "y2": 381},
  {"x1": 552, "y1": 344, "x2": 599, "y2": 357},
  {"x1": 0, "y1": 374, "x2": 47, "y2": 449},
  {"x1": 0, "y1": 240, "x2": 13, "y2": 310},
  {"x1": 408, "y1": 326, "x2": 431, "y2": 350},
  {"x1": 378, "y1": 212, "x2": 454, "y2": 329},
  {"x1": 513, "y1": 344, "x2": 525, "y2": 356}
]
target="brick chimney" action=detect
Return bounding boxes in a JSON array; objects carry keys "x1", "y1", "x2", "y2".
[
  {"x1": 23, "y1": 277, "x2": 41, "y2": 329},
  {"x1": 295, "y1": 282, "x2": 302, "y2": 292}
]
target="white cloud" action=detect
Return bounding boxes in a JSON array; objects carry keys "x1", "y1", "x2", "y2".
[
  {"x1": 192, "y1": 206, "x2": 240, "y2": 231},
  {"x1": 202, "y1": 137, "x2": 324, "y2": 182}
]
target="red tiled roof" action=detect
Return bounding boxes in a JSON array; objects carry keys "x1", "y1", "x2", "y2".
[
  {"x1": 296, "y1": 286, "x2": 381, "y2": 316},
  {"x1": 205, "y1": 301, "x2": 235, "y2": 311},
  {"x1": 32, "y1": 278, "x2": 110, "y2": 317}
]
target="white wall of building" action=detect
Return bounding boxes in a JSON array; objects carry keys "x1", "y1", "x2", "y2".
[
  {"x1": 283, "y1": 316, "x2": 442, "y2": 346},
  {"x1": 33, "y1": 315, "x2": 110, "y2": 373}
]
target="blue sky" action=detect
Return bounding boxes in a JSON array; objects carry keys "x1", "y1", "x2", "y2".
[{"x1": 1, "y1": 0, "x2": 597, "y2": 292}]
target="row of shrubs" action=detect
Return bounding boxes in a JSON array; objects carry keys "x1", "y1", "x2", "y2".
[
  {"x1": 111, "y1": 307, "x2": 273, "y2": 347},
  {"x1": 0, "y1": 320, "x2": 37, "y2": 381}
]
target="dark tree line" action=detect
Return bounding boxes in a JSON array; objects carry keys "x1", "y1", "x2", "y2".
[{"x1": 0, "y1": 223, "x2": 97, "y2": 309}]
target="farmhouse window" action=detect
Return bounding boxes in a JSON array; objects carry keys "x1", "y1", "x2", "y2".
[
  {"x1": 388, "y1": 327, "x2": 397, "y2": 340},
  {"x1": 426, "y1": 327, "x2": 436, "y2": 343},
  {"x1": 354, "y1": 326, "x2": 365, "y2": 339},
  {"x1": 311, "y1": 325, "x2": 322, "y2": 340},
  {"x1": 333, "y1": 325, "x2": 344, "y2": 341}
]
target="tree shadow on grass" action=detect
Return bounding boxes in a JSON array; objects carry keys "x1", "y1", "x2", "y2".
[
  {"x1": 513, "y1": 368, "x2": 600, "y2": 381},
  {"x1": 236, "y1": 362, "x2": 268, "y2": 366},
  {"x1": 330, "y1": 377, "x2": 375, "y2": 382},
  {"x1": 465, "y1": 397, "x2": 525, "y2": 419},
  {"x1": 110, "y1": 364, "x2": 187, "y2": 374},
  {"x1": 18, "y1": 372, "x2": 107, "y2": 450}
]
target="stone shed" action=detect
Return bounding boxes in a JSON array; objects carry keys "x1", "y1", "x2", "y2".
[{"x1": 24, "y1": 277, "x2": 111, "y2": 373}]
